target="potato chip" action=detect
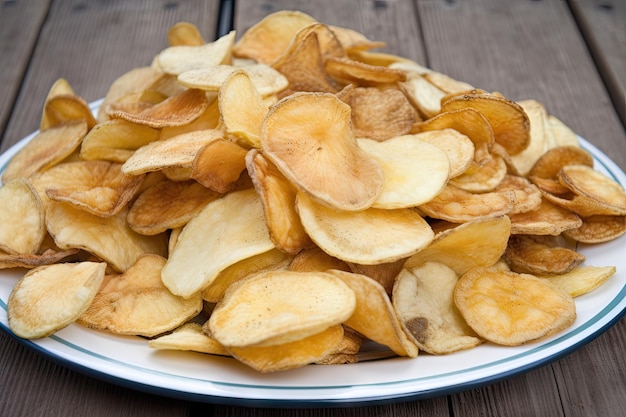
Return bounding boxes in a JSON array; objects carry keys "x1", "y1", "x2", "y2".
[
  {"x1": 494, "y1": 175, "x2": 542, "y2": 214},
  {"x1": 324, "y1": 56, "x2": 407, "y2": 86},
  {"x1": 41, "y1": 94, "x2": 97, "y2": 131},
  {"x1": 357, "y1": 135, "x2": 449, "y2": 208},
  {"x1": 0, "y1": 179, "x2": 45, "y2": 255},
  {"x1": 422, "y1": 71, "x2": 474, "y2": 95},
  {"x1": 409, "y1": 129, "x2": 475, "y2": 179},
  {"x1": 46, "y1": 202, "x2": 167, "y2": 272},
  {"x1": 503, "y1": 234, "x2": 585, "y2": 275},
  {"x1": 563, "y1": 214, "x2": 626, "y2": 243},
  {"x1": 155, "y1": 30, "x2": 235, "y2": 75},
  {"x1": 454, "y1": 267, "x2": 576, "y2": 346},
  {"x1": 226, "y1": 324, "x2": 345, "y2": 373},
  {"x1": 79, "y1": 254, "x2": 202, "y2": 337},
  {"x1": 160, "y1": 95, "x2": 221, "y2": 140},
  {"x1": 558, "y1": 165, "x2": 626, "y2": 215},
  {"x1": 329, "y1": 269, "x2": 418, "y2": 357},
  {"x1": 161, "y1": 188, "x2": 275, "y2": 298},
  {"x1": 509, "y1": 199, "x2": 583, "y2": 235},
  {"x1": 261, "y1": 92, "x2": 384, "y2": 211},
  {"x1": 7, "y1": 262, "x2": 106, "y2": 339},
  {"x1": 167, "y1": 21, "x2": 205, "y2": 46},
  {"x1": 40, "y1": 161, "x2": 144, "y2": 217},
  {"x1": 149, "y1": 322, "x2": 230, "y2": 356},
  {"x1": 2, "y1": 120, "x2": 88, "y2": 182},
  {"x1": 0, "y1": 248, "x2": 79, "y2": 269},
  {"x1": 191, "y1": 139, "x2": 248, "y2": 193},
  {"x1": 297, "y1": 192, "x2": 434, "y2": 265},
  {"x1": 449, "y1": 153, "x2": 507, "y2": 193},
  {"x1": 542, "y1": 265, "x2": 616, "y2": 297},
  {"x1": 400, "y1": 73, "x2": 447, "y2": 119},
  {"x1": 393, "y1": 262, "x2": 482, "y2": 354},
  {"x1": 127, "y1": 179, "x2": 220, "y2": 235},
  {"x1": 246, "y1": 150, "x2": 313, "y2": 254},
  {"x1": 546, "y1": 114, "x2": 580, "y2": 148},
  {"x1": 347, "y1": 258, "x2": 406, "y2": 295},
  {"x1": 528, "y1": 146, "x2": 594, "y2": 180},
  {"x1": 508, "y1": 99, "x2": 550, "y2": 176},
  {"x1": 315, "y1": 325, "x2": 362, "y2": 365},
  {"x1": 404, "y1": 216, "x2": 511, "y2": 276},
  {"x1": 287, "y1": 246, "x2": 350, "y2": 273},
  {"x1": 208, "y1": 270, "x2": 356, "y2": 347},
  {"x1": 80, "y1": 119, "x2": 160, "y2": 163}
]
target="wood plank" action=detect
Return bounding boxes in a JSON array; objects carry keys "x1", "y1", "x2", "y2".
[
  {"x1": 0, "y1": 0, "x2": 50, "y2": 141},
  {"x1": 0, "y1": 0, "x2": 220, "y2": 153},
  {"x1": 568, "y1": 0, "x2": 625, "y2": 127}
]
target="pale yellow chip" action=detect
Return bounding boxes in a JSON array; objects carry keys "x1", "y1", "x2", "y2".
[
  {"x1": 288, "y1": 246, "x2": 350, "y2": 273},
  {"x1": 422, "y1": 71, "x2": 474, "y2": 95},
  {"x1": 404, "y1": 216, "x2": 511, "y2": 276},
  {"x1": 167, "y1": 21, "x2": 205, "y2": 46},
  {"x1": 80, "y1": 119, "x2": 160, "y2": 163},
  {"x1": 226, "y1": 324, "x2": 345, "y2": 373},
  {"x1": 46, "y1": 202, "x2": 167, "y2": 272},
  {"x1": 329, "y1": 269, "x2": 418, "y2": 358},
  {"x1": 0, "y1": 179, "x2": 45, "y2": 255},
  {"x1": 261, "y1": 92, "x2": 384, "y2": 211},
  {"x1": 509, "y1": 99, "x2": 550, "y2": 176},
  {"x1": 127, "y1": 179, "x2": 220, "y2": 235},
  {"x1": 155, "y1": 31, "x2": 235, "y2": 75},
  {"x1": 78, "y1": 254, "x2": 202, "y2": 337},
  {"x1": 161, "y1": 188, "x2": 275, "y2": 298},
  {"x1": 399, "y1": 73, "x2": 447, "y2": 119},
  {"x1": 410, "y1": 129, "x2": 475, "y2": 179},
  {"x1": 541, "y1": 265, "x2": 617, "y2": 297},
  {"x1": 296, "y1": 192, "x2": 434, "y2": 265},
  {"x1": 347, "y1": 258, "x2": 405, "y2": 295},
  {"x1": 7, "y1": 262, "x2": 106, "y2": 339},
  {"x1": 2, "y1": 120, "x2": 88, "y2": 183},
  {"x1": 454, "y1": 267, "x2": 576, "y2": 346},
  {"x1": 357, "y1": 135, "x2": 449, "y2": 209},
  {"x1": 149, "y1": 323, "x2": 229, "y2": 356},
  {"x1": 208, "y1": 270, "x2": 356, "y2": 348},
  {"x1": 393, "y1": 262, "x2": 482, "y2": 354},
  {"x1": 503, "y1": 234, "x2": 585, "y2": 275}
]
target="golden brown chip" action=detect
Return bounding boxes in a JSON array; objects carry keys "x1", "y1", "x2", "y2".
[
  {"x1": 563, "y1": 215, "x2": 626, "y2": 243},
  {"x1": 78, "y1": 254, "x2": 202, "y2": 337},
  {"x1": 2, "y1": 120, "x2": 88, "y2": 183},
  {"x1": 8, "y1": 262, "x2": 106, "y2": 339},
  {"x1": 296, "y1": 192, "x2": 434, "y2": 265},
  {"x1": 80, "y1": 119, "x2": 160, "y2": 163},
  {"x1": 508, "y1": 199, "x2": 583, "y2": 235},
  {"x1": 208, "y1": 270, "x2": 356, "y2": 347},
  {"x1": 155, "y1": 31, "x2": 235, "y2": 75},
  {"x1": 190, "y1": 139, "x2": 248, "y2": 193},
  {"x1": 167, "y1": 21, "x2": 205, "y2": 46},
  {"x1": 149, "y1": 323, "x2": 230, "y2": 356},
  {"x1": 347, "y1": 258, "x2": 406, "y2": 295},
  {"x1": 246, "y1": 150, "x2": 313, "y2": 254},
  {"x1": 0, "y1": 248, "x2": 80, "y2": 269},
  {"x1": 503, "y1": 234, "x2": 585, "y2": 275},
  {"x1": 41, "y1": 93, "x2": 97, "y2": 131},
  {"x1": 542, "y1": 265, "x2": 616, "y2": 297},
  {"x1": 422, "y1": 71, "x2": 474, "y2": 95},
  {"x1": 324, "y1": 56, "x2": 407, "y2": 86},
  {"x1": 261, "y1": 92, "x2": 384, "y2": 211},
  {"x1": 449, "y1": 153, "x2": 507, "y2": 193},
  {"x1": 127, "y1": 179, "x2": 220, "y2": 235},
  {"x1": 287, "y1": 246, "x2": 350, "y2": 273},
  {"x1": 494, "y1": 175, "x2": 542, "y2": 214},
  {"x1": 454, "y1": 267, "x2": 576, "y2": 346},
  {"x1": 160, "y1": 95, "x2": 220, "y2": 140},
  {"x1": 558, "y1": 165, "x2": 626, "y2": 215},
  {"x1": 0, "y1": 179, "x2": 45, "y2": 255},
  {"x1": 329, "y1": 269, "x2": 418, "y2": 357},
  {"x1": 528, "y1": 146, "x2": 594, "y2": 180},
  {"x1": 409, "y1": 129, "x2": 475, "y2": 179},
  {"x1": 393, "y1": 262, "x2": 482, "y2": 354}
]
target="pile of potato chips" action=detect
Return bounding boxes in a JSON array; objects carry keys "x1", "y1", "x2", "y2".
[{"x1": 2, "y1": 11, "x2": 625, "y2": 373}]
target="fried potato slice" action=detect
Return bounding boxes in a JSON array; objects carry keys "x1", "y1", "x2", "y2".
[
  {"x1": 202, "y1": 248, "x2": 291, "y2": 303},
  {"x1": 357, "y1": 135, "x2": 450, "y2": 208},
  {"x1": 178, "y1": 64, "x2": 288, "y2": 97},
  {"x1": 41, "y1": 93, "x2": 97, "y2": 131},
  {"x1": 404, "y1": 216, "x2": 511, "y2": 276},
  {"x1": 107, "y1": 88, "x2": 209, "y2": 128},
  {"x1": 46, "y1": 202, "x2": 167, "y2": 272},
  {"x1": 80, "y1": 119, "x2": 160, "y2": 163},
  {"x1": 261, "y1": 92, "x2": 384, "y2": 211},
  {"x1": 246, "y1": 150, "x2": 313, "y2": 254},
  {"x1": 329, "y1": 269, "x2": 418, "y2": 358},
  {"x1": 226, "y1": 324, "x2": 345, "y2": 373},
  {"x1": 503, "y1": 234, "x2": 585, "y2": 275},
  {"x1": 528, "y1": 145, "x2": 594, "y2": 180},
  {"x1": 542, "y1": 265, "x2": 616, "y2": 297},
  {"x1": 161, "y1": 188, "x2": 275, "y2": 298},
  {"x1": 347, "y1": 258, "x2": 406, "y2": 295},
  {"x1": 494, "y1": 175, "x2": 542, "y2": 214},
  {"x1": 127, "y1": 179, "x2": 220, "y2": 235},
  {"x1": 324, "y1": 56, "x2": 407, "y2": 86},
  {"x1": 79, "y1": 254, "x2": 202, "y2": 337},
  {"x1": 393, "y1": 262, "x2": 482, "y2": 354},
  {"x1": 564, "y1": 214, "x2": 626, "y2": 243},
  {"x1": 208, "y1": 270, "x2": 356, "y2": 347},
  {"x1": 297, "y1": 192, "x2": 434, "y2": 265},
  {"x1": 40, "y1": 161, "x2": 144, "y2": 217},
  {"x1": 547, "y1": 115, "x2": 580, "y2": 147},
  {"x1": 441, "y1": 91, "x2": 530, "y2": 156},
  {"x1": 0, "y1": 247, "x2": 79, "y2": 269},
  {"x1": 329, "y1": 25, "x2": 385, "y2": 52},
  {"x1": 410, "y1": 129, "x2": 475, "y2": 179},
  {"x1": 509, "y1": 198, "x2": 583, "y2": 235},
  {"x1": 149, "y1": 323, "x2": 230, "y2": 355},
  {"x1": 454, "y1": 267, "x2": 576, "y2": 346},
  {"x1": 7, "y1": 262, "x2": 106, "y2": 339},
  {"x1": 232, "y1": 10, "x2": 318, "y2": 64},
  {"x1": 422, "y1": 71, "x2": 474, "y2": 95},
  {"x1": 218, "y1": 71, "x2": 268, "y2": 148},
  {"x1": 167, "y1": 21, "x2": 205, "y2": 46},
  {"x1": 400, "y1": 73, "x2": 447, "y2": 119},
  {"x1": 315, "y1": 325, "x2": 363, "y2": 365},
  {"x1": 558, "y1": 165, "x2": 626, "y2": 215},
  {"x1": 343, "y1": 87, "x2": 415, "y2": 141},
  {"x1": 160, "y1": 95, "x2": 220, "y2": 140},
  {"x1": 419, "y1": 184, "x2": 516, "y2": 223},
  {"x1": 155, "y1": 31, "x2": 235, "y2": 75},
  {"x1": 508, "y1": 99, "x2": 550, "y2": 176},
  {"x1": 0, "y1": 179, "x2": 45, "y2": 255},
  {"x1": 288, "y1": 246, "x2": 350, "y2": 273},
  {"x1": 2, "y1": 120, "x2": 88, "y2": 182},
  {"x1": 121, "y1": 129, "x2": 222, "y2": 175},
  {"x1": 190, "y1": 138, "x2": 248, "y2": 193},
  {"x1": 449, "y1": 153, "x2": 507, "y2": 193}
]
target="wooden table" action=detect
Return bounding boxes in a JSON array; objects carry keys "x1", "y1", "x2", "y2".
[{"x1": 1, "y1": 1, "x2": 624, "y2": 415}]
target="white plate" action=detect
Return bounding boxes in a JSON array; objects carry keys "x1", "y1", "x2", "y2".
[{"x1": 1, "y1": 101, "x2": 625, "y2": 407}]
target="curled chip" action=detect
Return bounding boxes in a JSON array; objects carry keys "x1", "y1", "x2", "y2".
[
  {"x1": 557, "y1": 165, "x2": 626, "y2": 215},
  {"x1": 149, "y1": 323, "x2": 229, "y2": 356},
  {"x1": 296, "y1": 192, "x2": 434, "y2": 265},
  {"x1": 410, "y1": 129, "x2": 474, "y2": 179},
  {"x1": 503, "y1": 234, "x2": 585, "y2": 275},
  {"x1": 41, "y1": 93, "x2": 97, "y2": 131},
  {"x1": 394, "y1": 262, "x2": 482, "y2": 354},
  {"x1": 155, "y1": 31, "x2": 235, "y2": 75},
  {"x1": 208, "y1": 270, "x2": 356, "y2": 348},
  {"x1": 8, "y1": 262, "x2": 106, "y2": 339},
  {"x1": 0, "y1": 179, "x2": 45, "y2": 255},
  {"x1": 80, "y1": 119, "x2": 160, "y2": 163},
  {"x1": 262, "y1": 92, "x2": 384, "y2": 211},
  {"x1": 563, "y1": 215, "x2": 626, "y2": 243},
  {"x1": 542, "y1": 265, "x2": 616, "y2": 297},
  {"x1": 79, "y1": 254, "x2": 202, "y2": 337},
  {"x1": 454, "y1": 267, "x2": 576, "y2": 346}
]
